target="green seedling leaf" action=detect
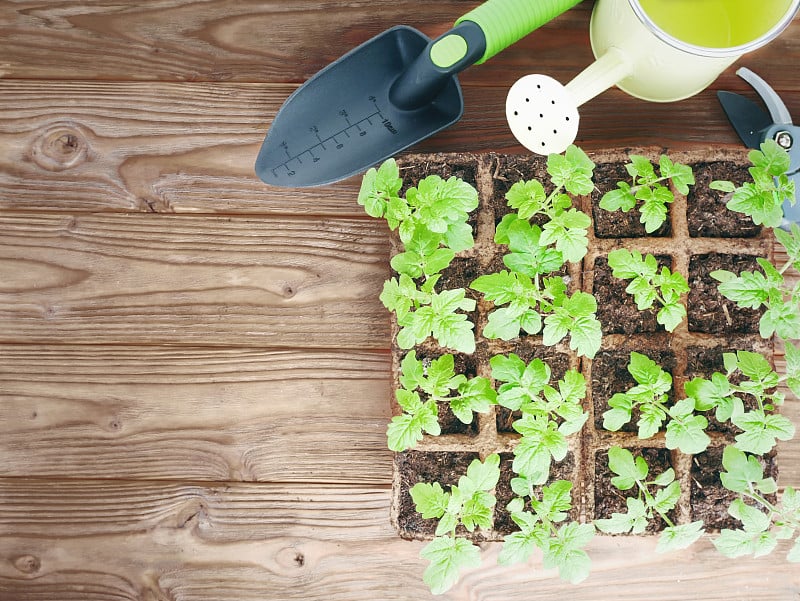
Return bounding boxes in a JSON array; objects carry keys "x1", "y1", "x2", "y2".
[
  {"x1": 505, "y1": 179, "x2": 548, "y2": 220},
  {"x1": 543, "y1": 522, "x2": 595, "y2": 584},
  {"x1": 607, "y1": 446, "x2": 648, "y2": 490},
  {"x1": 548, "y1": 145, "x2": 596, "y2": 196},
  {"x1": 451, "y1": 377, "x2": 497, "y2": 424},
  {"x1": 357, "y1": 159, "x2": 402, "y2": 218},
  {"x1": 420, "y1": 536, "x2": 482, "y2": 595},
  {"x1": 657, "y1": 521, "x2": 705, "y2": 554},
  {"x1": 411, "y1": 482, "x2": 450, "y2": 520},
  {"x1": 719, "y1": 446, "x2": 764, "y2": 493},
  {"x1": 595, "y1": 497, "x2": 648, "y2": 535},
  {"x1": 786, "y1": 341, "x2": 800, "y2": 397}
]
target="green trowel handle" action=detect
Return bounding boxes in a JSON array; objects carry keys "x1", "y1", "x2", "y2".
[{"x1": 457, "y1": 0, "x2": 582, "y2": 64}]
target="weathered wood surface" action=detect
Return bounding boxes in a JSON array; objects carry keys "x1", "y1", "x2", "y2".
[{"x1": 2, "y1": 0, "x2": 800, "y2": 599}]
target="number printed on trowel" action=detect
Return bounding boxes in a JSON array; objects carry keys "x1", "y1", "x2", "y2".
[{"x1": 270, "y1": 96, "x2": 397, "y2": 179}]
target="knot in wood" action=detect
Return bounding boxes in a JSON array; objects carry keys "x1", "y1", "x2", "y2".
[
  {"x1": 13, "y1": 554, "x2": 41, "y2": 574},
  {"x1": 32, "y1": 122, "x2": 91, "y2": 171}
]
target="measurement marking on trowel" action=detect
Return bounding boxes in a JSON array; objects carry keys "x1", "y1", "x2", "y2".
[{"x1": 270, "y1": 98, "x2": 395, "y2": 179}]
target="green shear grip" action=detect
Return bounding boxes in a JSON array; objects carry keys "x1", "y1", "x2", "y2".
[{"x1": 456, "y1": 0, "x2": 582, "y2": 64}]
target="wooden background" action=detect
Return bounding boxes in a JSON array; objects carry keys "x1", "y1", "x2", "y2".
[{"x1": 1, "y1": 1, "x2": 799, "y2": 599}]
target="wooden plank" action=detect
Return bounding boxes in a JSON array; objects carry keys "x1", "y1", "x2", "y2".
[
  {"x1": 0, "y1": 213, "x2": 391, "y2": 348},
  {"x1": 0, "y1": 479, "x2": 394, "y2": 540},
  {"x1": 0, "y1": 1, "x2": 592, "y2": 83},
  {"x1": 4, "y1": 80, "x2": 799, "y2": 215},
  {"x1": 2, "y1": 0, "x2": 800, "y2": 88},
  {"x1": 0, "y1": 345, "x2": 392, "y2": 482},
  {"x1": 1, "y1": 519, "x2": 799, "y2": 600}
]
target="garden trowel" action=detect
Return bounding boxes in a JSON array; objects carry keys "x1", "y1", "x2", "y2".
[
  {"x1": 718, "y1": 67, "x2": 800, "y2": 229},
  {"x1": 255, "y1": 0, "x2": 580, "y2": 187}
]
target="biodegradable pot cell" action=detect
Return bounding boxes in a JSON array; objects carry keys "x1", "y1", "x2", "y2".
[{"x1": 387, "y1": 149, "x2": 775, "y2": 541}]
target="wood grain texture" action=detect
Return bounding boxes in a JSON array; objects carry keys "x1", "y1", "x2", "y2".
[
  {"x1": 0, "y1": 213, "x2": 391, "y2": 348},
  {"x1": 1, "y1": 79, "x2": 800, "y2": 215},
  {"x1": 1, "y1": 513, "x2": 799, "y2": 601},
  {"x1": 0, "y1": 345, "x2": 392, "y2": 482}
]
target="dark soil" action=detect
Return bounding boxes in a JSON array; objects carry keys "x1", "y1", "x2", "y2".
[
  {"x1": 394, "y1": 451, "x2": 481, "y2": 539},
  {"x1": 687, "y1": 161, "x2": 761, "y2": 238},
  {"x1": 593, "y1": 254, "x2": 672, "y2": 334},
  {"x1": 591, "y1": 348, "x2": 677, "y2": 432},
  {"x1": 591, "y1": 162, "x2": 671, "y2": 238},
  {"x1": 687, "y1": 253, "x2": 765, "y2": 334},
  {"x1": 690, "y1": 446, "x2": 778, "y2": 531},
  {"x1": 494, "y1": 452, "x2": 578, "y2": 535},
  {"x1": 593, "y1": 447, "x2": 675, "y2": 533}
]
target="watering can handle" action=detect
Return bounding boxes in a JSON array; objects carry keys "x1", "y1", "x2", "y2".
[{"x1": 457, "y1": 0, "x2": 582, "y2": 64}]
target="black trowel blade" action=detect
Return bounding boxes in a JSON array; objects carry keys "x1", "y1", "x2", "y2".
[{"x1": 255, "y1": 26, "x2": 463, "y2": 188}]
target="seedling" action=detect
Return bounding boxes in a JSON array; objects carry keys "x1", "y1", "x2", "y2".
[
  {"x1": 361, "y1": 159, "x2": 481, "y2": 354},
  {"x1": 602, "y1": 352, "x2": 710, "y2": 454},
  {"x1": 387, "y1": 351, "x2": 496, "y2": 451},
  {"x1": 599, "y1": 154, "x2": 695, "y2": 233},
  {"x1": 410, "y1": 454, "x2": 501, "y2": 594},
  {"x1": 595, "y1": 447, "x2": 705, "y2": 553},
  {"x1": 684, "y1": 350, "x2": 795, "y2": 455},
  {"x1": 715, "y1": 445, "x2": 800, "y2": 561},
  {"x1": 500, "y1": 479, "x2": 594, "y2": 584},
  {"x1": 710, "y1": 139, "x2": 795, "y2": 228},
  {"x1": 606, "y1": 248, "x2": 689, "y2": 332},
  {"x1": 491, "y1": 354, "x2": 587, "y2": 484}
]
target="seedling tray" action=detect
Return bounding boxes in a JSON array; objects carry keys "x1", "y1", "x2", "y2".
[{"x1": 388, "y1": 149, "x2": 776, "y2": 541}]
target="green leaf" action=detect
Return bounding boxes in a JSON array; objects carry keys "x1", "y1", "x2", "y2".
[
  {"x1": 410, "y1": 482, "x2": 450, "y2": 519},
  {"x1": 544, "y1": 522, "x2": 595, "y2": 584},
  {"x1": 719, "y1": 446, "x2": 764, "y2": 493},
  {"x1": 726, "y1": 182, "x2": 784, "y2": 227},
  {"x1": 735, "y1": 350, "x2": 774, "y2": 382},
  {"x1": 420, "y1": 536, "x2": 482, "y2": 595},
  {"x1": 786, "y1": 341, "x2": 800, "y2": 398},
  {"x1": 513, "y1": 425, "x2": 566, "y2": 485},
  {"x1": 653, "y1": 480, "x2": 681, "y2": 514},
  {"x1": 774, "y1": 223, "x2": 800, "y2": 268},
  {"x1": 607, "y1": 446, "x2": 648, "y2": 490},
  {"x1": 541, "y1": 209, "x2": 591, "y2": 263},
  {"x1": 462, "y1": 454, "x2": 501, "y2": 493},
  {"x1": 451, "y1": 377, "x2": 497, "y2": 424},
  {"x1": 710, "y1": 180, "x2": 737, "y2": 193},
  {"x1": 505, "y1": 179, "x2": 548, "y2": 220},
  {"x1": 490, "y1": 353, "x2": 526, "y2": 385},
  {"x1": 637, "y1": 184, "x2": 673, "y2": 233},
  {"x1": 660, "y1": 155, "x2": 695, "y2": 195},
  {"x1": 657, "y1": 301, "x2": 686, "y2": 332},
  {"x1": 728, "y1": 498, "x2": 770, "y2": 533},
  {"x1": 536, "y1": 480, "x2": 574, "y2": 523},
  {"x1": 637, "y1": 403, "x2": 666, "y2": 439},
  {"x1": 751, "y1": 139, "x2": 792, "y2": 177},
  {"x1": 357, "y1": 159, "x2": 402, "y2": 218},
  {"x1": 657, "y1": 521, "x2": 705, "y2": 553},
  {"x1": 665, "y1": 413, "x2": 710, "y2": 454},
  {"x1": 595, "y1": 497, "x2": 648, "y2": 534},
  {"x1": 600, "y1": 183, "x2": 637, "y2": 212},
  {"x1": 714, "y1": 528, "x2": 758, "y2": 558},
  {"x1": 499, "y1": 529, "x2": 545, "y2": 566},
  {"x1": 653, "y1": 468, "x2": 675, "y2": 487},
  {"x1": 548, "y1": 145, "x2": 596, "y2": 196},
  {"x1": 386, "y1": 400, "x2": 439, "y2": 451}
]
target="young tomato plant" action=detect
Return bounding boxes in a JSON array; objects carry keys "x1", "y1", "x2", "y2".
[
  {"x1": 491, "y1": 354, "x2": 588, "y2": 485},
  {"x1": 684, "y1": 350, "x2": 795, "y2": 455},
  {"x1": 606, "y1": 249, "x2": 689, "y2": 332},
  {"x1": 387, "y1": 351, "x2": 496, "y2": 452},
  {"x1": 595, "y1": 447, "x2": 705, "y2": 553},
  {"x1": 361, "y1": 158, "x2": 480, "y2": 354},
  {"x1": 713, "y1": 445, "x2": 800, "y2": 561},
  {"x1": 710, "y1": 140, "x2": 799, "y2": 340},
  {"x1": 410, "y1": 454, "x2": 501, "y2": 595},
  {"x1": 599, "y1": 154, "x2": 695, "y2": 233},
  {"x1": 602, "y1": 352, "x2": 710, "y2": 454},
  {"x1": 471, "y1": 145, "x2": 602, "y2": 358},
  {"x1": 499, "y1": 479, "x2": 595, "y2": 584}
]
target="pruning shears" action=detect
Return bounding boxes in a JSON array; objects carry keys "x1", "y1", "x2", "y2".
[{"x1": 718, "y1": 67, "x2": 800, "y2": 229}]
